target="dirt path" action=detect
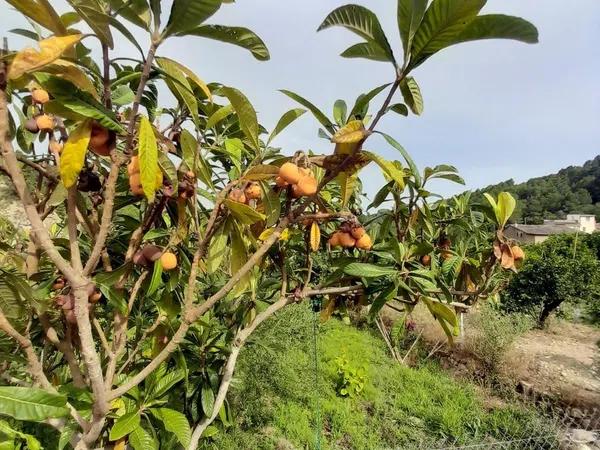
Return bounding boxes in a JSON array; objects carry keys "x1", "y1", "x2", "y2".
[
  {"x1": 508, "y1": 322, "x2": 600, "y2": 408},
  {"x1": 383, "y1": 304, "x2": 600, "y2": 409}
]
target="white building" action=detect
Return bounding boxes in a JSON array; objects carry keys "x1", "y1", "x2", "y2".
[{"x1": 505, "y1": 214, "x2": 597, "y2": 244}]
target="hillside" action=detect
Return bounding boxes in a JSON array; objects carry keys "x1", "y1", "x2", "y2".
[{"x1": 472, "y1": 156, "x2": 600, "y2": 224}]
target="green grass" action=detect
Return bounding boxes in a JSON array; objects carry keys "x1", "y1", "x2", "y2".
[{"x1": 201, "y1": 304, "x2": 558, "y2": 450}]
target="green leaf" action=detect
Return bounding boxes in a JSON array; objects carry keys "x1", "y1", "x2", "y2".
[
  {"x1": 157, "y1": 150, "x2": 178, "y2": 192},
  {"x1": 150, "y1": 408, "x2": 191, "y2": 448},
  {"x1": 138, "y1": 115, "x2": 162, "y2": 202},
  {"x1": 370, "y1": 282, "x2": 398, "y2": 316},
  {"x1": 156, "y1": 57, "x2": 199, "y2": 125},
  {"x1": 399, "y1": 77, "x2": 423, "y2": 115},
  {"x1": 111, "y1": 85, "x2": 135, "y2": 106},
  {"x1": 223, "y1": 138, "x2": 243, "y2": 171},
  {"x1": 280, "y1": 90, "x2": 335, "y2": 134},
  {"x1": 349, "y1": 83, "x2": 391, "y2": 120},
  {"x1": 333, "y1": 100, "x2": 347, "y2": 127},
  {"x1": 57, "y1": 422, "x2": 78, "y2": 450},
  {"x1": 220, "y1": 87, "x2": 260, "y2": 151},
  {"x1": 336, "y1": 172, "x2": 357, "y2": 208},
  {"x1": 0, "y1": 420, "x2": 41, "y2": 450},
  {"x1": 60, "y1": 119, "x2": 92, "y2": 188},
  {"x1": 35, "y1": 73, "x2": 122, "y2": 128},
  {"x1": 0, "y1": 387, "x2": 69, "y2": 421},
  {"x1": 343, "y1": 263, "x2": 397, "y2": 278},
  {"x1": 268, "y1": 108, "x2": 306, "y2": 145},
  {"x1": 147, "y1": 259, "x2": 163, "y2": 296},
  {"x1": 340, "y1": 42, "x2": 390, "y2": 62},
  {"x1": 129, "y1": 425, "x2": 157, "y2": 450},
  {"x1": 180, "y1": 130, "x2": 213, "y2": 189},
  {"x1": 363, "y1": 151, "x2": 405, "y2": 190},
  {"x1": 453, "y1": 14, "x2": 539, "y2": 45},
  {"x1": 164, "y1": 0, "x2": 222, "y2": 37},
  {"x1": 67, "y1": 0, "x2": 114, "y2": 48},
  {"x1": 206, "y1": 226, "x2": 227, "y2": 274},
  {"x1": 5, "y1": 0, "x2": 68, "y2": 35},
  {"x1": 201, "y1": 386, "x2": 215, "y2": 416},
  {"x1": 244, "y1": 165, "x2": 279, "y2": 181},
  {"x1": 52, "y1": 97, "x2": 123, "y2": 132},
  {"x1": 108, "y1": 0, "x2": 151, "y2": 30},
  {"x1": 431, "y1": 172, "x2": 465, "y2": 185},
  {"x1": 109, "y1": 411, "x2": 141, "y2": 441},
  {"x1": 150, "y1": 369, "x2": 185, "y2": 398},
  {"x1": 206, "y1": 104, "x2": 233, "y2": 129},
  {"x1": 397, "y1": 0, "x2": 428, "y2": 58},
  {"x1": 388, "y1": 103, "x2": 409, "y2": 116},
  {"x1": 318, "y1": 4, "x2": 395, "y2": 64},
  {"x1": 379, "y1": 132, "x2": 421, "y2": 185},
  {"x1": 260, "y1": 181, "x2": 281, "y2": 227},
  {"x1": 410, "y1": 0, "x2": 485, "y2": 67},
  {"x1": 229, "y1": 229, "x2": 250, "y2": 296},
  {"x1": 224, "y1": 199, "x2": 266, "y2": 225},
  {"x1": 187, "y1": 25, "x2": 270, "y2": 61},
  {"x1": 156, "y1": 57, "x2": 212, "y2": 101},
  {"x1": 108, "y1": 15, "x2": 145, "y2": 58}
]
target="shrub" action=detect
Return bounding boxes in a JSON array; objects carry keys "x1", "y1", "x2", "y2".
[{"x1": 465, "y1": 305, "x2": 534, "y2": 375}]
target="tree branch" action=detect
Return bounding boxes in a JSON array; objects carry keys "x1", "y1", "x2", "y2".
[{"x1": 0, "y1": 89, "x2": 80, "y2": 284}]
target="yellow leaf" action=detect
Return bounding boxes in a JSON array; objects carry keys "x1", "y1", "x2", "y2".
[
  {"x1": 138, "y1": 116, "x2": 162, "y2": 202},
  {"x1": 310, "y1": 221, "x2": 320, "y2": 252},
  {"x1": 8, "y1": 34, "x2": 82, "y2": 80},
  {"x1": 259, "y1": 227, "x2": 290, "y2": 241},
  {"x1": 60, "y1": 119, "x2": 92, "y2": 188},
  {"x1": 332, "y1": 119, "x2": 367, "y2": 144},
  {"x1": 258, "y1": 228, "x2": 274, "y2": 241},
  {"x1": 279, "y1": 228, "x2": 291, "y2": 241}
]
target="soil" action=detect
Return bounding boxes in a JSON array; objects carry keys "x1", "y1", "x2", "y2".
[{"x1": 507, "y1": 321, "x2": 600, "y2": 409}]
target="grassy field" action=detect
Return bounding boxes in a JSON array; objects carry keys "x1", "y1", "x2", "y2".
[{"x1": 200, "y1": 304, "x2": 558, "y2": 450}]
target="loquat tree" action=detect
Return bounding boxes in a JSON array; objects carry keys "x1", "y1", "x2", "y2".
[{"x1": 0, "y1": 0, "x2": 536, "y2": 448}]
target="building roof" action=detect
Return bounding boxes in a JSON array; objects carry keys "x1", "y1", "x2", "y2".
[{"x1": 506, "y1": 223, "x2": 579, "y2": 236}]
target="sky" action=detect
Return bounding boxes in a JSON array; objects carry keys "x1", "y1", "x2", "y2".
[{"x1": 2, "y1": 0, "x2": 599, "y2": 202}]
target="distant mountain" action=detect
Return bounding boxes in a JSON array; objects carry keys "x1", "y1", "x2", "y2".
[{"x1": 471, "y1": 156, "x2": 600, "y2": 224}]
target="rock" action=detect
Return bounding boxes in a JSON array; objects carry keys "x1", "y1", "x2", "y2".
[
  {"x1": 569, "y1": 429, "x2": 597, "y2": 444},
  {"x1": 571, "y1": 408, "x2": 585, "y2": 419}
]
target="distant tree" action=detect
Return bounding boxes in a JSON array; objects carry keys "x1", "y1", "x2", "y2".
[
  {"x1": 473, "y1": 156, "x2": 600, "y2": 223},
  {"x1": 502, "y1": 233, "x2": 600, "y2": 326}
]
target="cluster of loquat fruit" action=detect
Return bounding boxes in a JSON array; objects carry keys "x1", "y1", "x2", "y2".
[
  {"x1": 275, "y1": 162, "x2": 318, "y2": 197},
  {"x1": 24, "y1": 88, "x2": 115, "y2": 157},
  {"x1": 228, "y1": 182, "x2": 262, "y2": 204},
  {"x1": 52, "y1": 280, "x2": 103, "y2": 324},
  {"x1": 328, "y1": 223, "x2": 372, "y2": 250}
]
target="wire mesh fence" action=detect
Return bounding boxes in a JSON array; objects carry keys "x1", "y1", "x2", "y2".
[{"x1": 425, "y1": 404, "x2": 600, "y2": 450}]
